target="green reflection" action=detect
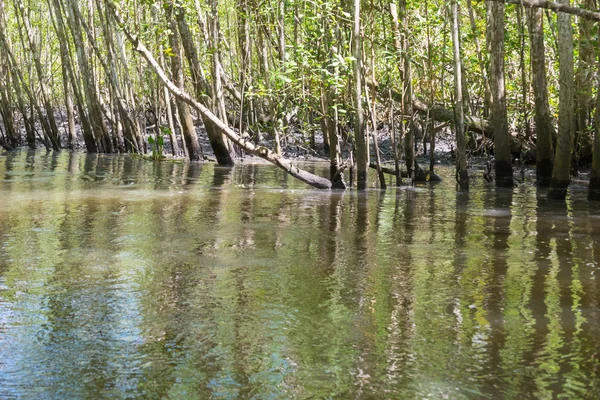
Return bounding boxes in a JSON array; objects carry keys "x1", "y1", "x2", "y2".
[{"x1": 1, "y1": 151, "x2": 600, "y2": 398}]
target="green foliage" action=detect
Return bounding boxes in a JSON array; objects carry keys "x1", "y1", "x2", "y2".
[{"x1": 148, "y1": 127, "x2": 167, "y2": 161}]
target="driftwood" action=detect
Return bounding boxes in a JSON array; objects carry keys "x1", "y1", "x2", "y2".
[{"x1": 108, "y1": 2, "x2": 335, "y2": 190}]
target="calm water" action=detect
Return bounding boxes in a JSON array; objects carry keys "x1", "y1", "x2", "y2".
[{"x1": 0, "y1": 150, "x2": 599, "y2": 399}]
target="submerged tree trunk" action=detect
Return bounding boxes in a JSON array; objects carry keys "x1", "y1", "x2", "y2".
[
  {"x1": 548, "y1": 0, "x2": 574, "y2": 200},
  {"x1": 451, "y1": 0, "x2": 468, "y2": 190},
  {"x1": 489, "y1": 1, "x2": 513, "y2": 187},
  {"x1": 528, "y1": 7, "x2": 554, "y2": 186}
]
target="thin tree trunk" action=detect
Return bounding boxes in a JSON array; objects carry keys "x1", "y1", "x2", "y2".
[
  {"x1": 107, "y1": 2, "x2": 334, "y2": 189},
  {"x1": 158, "y1": 46, "x2": 179, "y2": 156},
  {"x1": 15, "y1": 0, "x2": 61, "y2": 150},
  {"x1": 0, "y1": 86, "x2": 18, "y2": 147},
  {"x1": 63, "y1": 77, "x2": 77, "y2": 149},
  {"x1": 208, "y1": 0, "x2": 234, "y2": 156},
  {"x1": 466, "y1": 0, "x2": 492, "y2": 117},
  {"x1": 1, "y1": 29, "x2": 53, "y2": 150},
  {"x1": 548, "y1": 0, "x2": 574, "y2": 200},
  {"x1": 451, "y1": 0, "x2": 469, "y2": 189},
  {"x1": 587, "y1": 52, "x2": 600, "y2": 200},
  {"x1": 353, "y1": 0, "x2": 367, "y2": 189},
  {"x1": 66, "y1": 0, "x2": 111, "y2": 152},
  {"x1": 0, "y1": 12, "x2": 18, "y2": 149},
  {"x1": 516, "y1": 5, "x2": 531, "y2": 142},
  {"x1": 49, "y1": 0, "x2": 95, "y2": 151},
  {"x1": 367, "y1": 81, "x2": 386, "y2": 189},
  {"x1": 527, "y1": 7, "x2": 554, "y2": 186},
  {"x1": 573, "y1": 0, "x2": 596, "y2": 174},
  {"x1": 320, "y1": 88, "x2": 341, "y2": 183},
  {"x1": 176, "y1": 4, "x2": 232, "y2": 164},
  {"x1": 165, "y1": 4, "x2": 203, "y2": 161},
  {"x1": 490, "y1": 1, "x2": 513, "y2": 187}
]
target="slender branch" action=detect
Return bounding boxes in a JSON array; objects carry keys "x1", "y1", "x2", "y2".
[
  {"x1": 105, "y1": 0, "x2": 334, "y2": 189},
  {"x1": 486, "y1": 0, "x2": 600, "y2": 21}
]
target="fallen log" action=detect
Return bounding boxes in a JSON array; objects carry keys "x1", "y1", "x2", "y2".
[{"x1": 108, "y1": 2, "x2": 335, "y2": 190}]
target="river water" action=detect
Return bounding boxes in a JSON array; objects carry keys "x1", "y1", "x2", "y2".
[{"x1": 0, "y1": 150, "x2": 599, "y2": 399}]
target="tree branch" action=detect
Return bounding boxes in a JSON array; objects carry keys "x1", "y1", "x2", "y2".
[
  {"x1": 486, "y1": 0, "x2": 600, "y2": 21},
  {"x1": 105, "y1": 1, "x2": 334, "y2": 189}
]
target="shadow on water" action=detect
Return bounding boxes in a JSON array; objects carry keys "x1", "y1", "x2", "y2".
[{"x1": 1, "y1": 151, "x2": 600, "y2": 398}]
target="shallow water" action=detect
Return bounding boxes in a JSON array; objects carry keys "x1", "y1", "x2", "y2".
[{"x1": 0, "y1": 150, "x2": 599, "y2": 399}]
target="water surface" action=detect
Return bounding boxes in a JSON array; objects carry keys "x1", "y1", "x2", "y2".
[{"x1": 0, "y1": 150, "x2": 599, "y2": 399}]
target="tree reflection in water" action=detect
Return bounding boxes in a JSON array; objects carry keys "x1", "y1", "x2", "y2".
[{"x1": 0, "y1": 151, "x2": 599, "y2": 398}]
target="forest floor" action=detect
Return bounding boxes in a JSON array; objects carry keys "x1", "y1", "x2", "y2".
[{"x1": 0, "y1": 111, "x2": 505, "y2": 176}]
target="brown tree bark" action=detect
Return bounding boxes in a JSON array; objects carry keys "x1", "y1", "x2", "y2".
[
  {"x1": 489, "y1": 1, "x2": 513, "y2": 187},
  {"x1": 452, "y1": 0, "x2": 468, "y2": 190},
  {"x1": 527, "y1": 7, "x2": 554, "y2": 186},
  {"x1": 573, "y1": 0, "x2": 596, "y2": 174},
  {"x1": 353, "y1": 0, "x2": 367, "y2": 189},
  {"x1": 175, "y1": 5, "x2": 233, "y2": 164},
  {"x1": 165, "y1": 4, "x2": 203, "y2": 161}
]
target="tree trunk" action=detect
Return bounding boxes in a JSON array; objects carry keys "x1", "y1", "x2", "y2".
[
  {"x1": 0, "y1": 87, "x2": 18, "y2": 148},
  {"x1": 451, "y1": 0, "x2": 469, "y2": 190},
  {"x1": 176, "y1": 5, "x2": 232, "y2": 164},
  {"x1": 466, "y1": 0, "x2": 492, "y2": 117},
  {"x1": 353, "y1": 0, "x2": 367, "y2": 189},
  {"x1": 588, "y1": 54, "x2": 600, "y2": 200},
  {"x1": 49, "y1": 0, "x2": 95, "y2": 151},
  {"x1": 15, "y1": 0, "x2": 61, "y2": 150},
  {"x1": 516, "y1": 5, "x2": 531, "y2": 142},
  {"x1": 165, "y1": 5, "x2": 203, "y2": 161},
  {"x1": 489, "y1": 1, "x2": 513, "y2": 187},
  {"x1": 528, "y1": 7, "x2": 554, "y2": 186},
  {"x1": 108, "y1": 2, "x2": 334, "y2": 189},
  {"x1": 65, "y1": 0, "x2": 110, "y2": 152},
  {"x1": 0, "y1": 24, "x2": 18, "y2": 149},
  {"x1": 208, "y1": 0, "x2": 235, "y2": 157},
  {"x1": 573, "y1": 0, "x2": 596, "y2": 174},
  {"x1": 548, "y1": 0, "x2": 574, "y2": 200}
]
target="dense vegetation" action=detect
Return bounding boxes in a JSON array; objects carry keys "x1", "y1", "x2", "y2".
[{"x1": 0, "y1": 0, "x2": 598, "y2": 197}]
